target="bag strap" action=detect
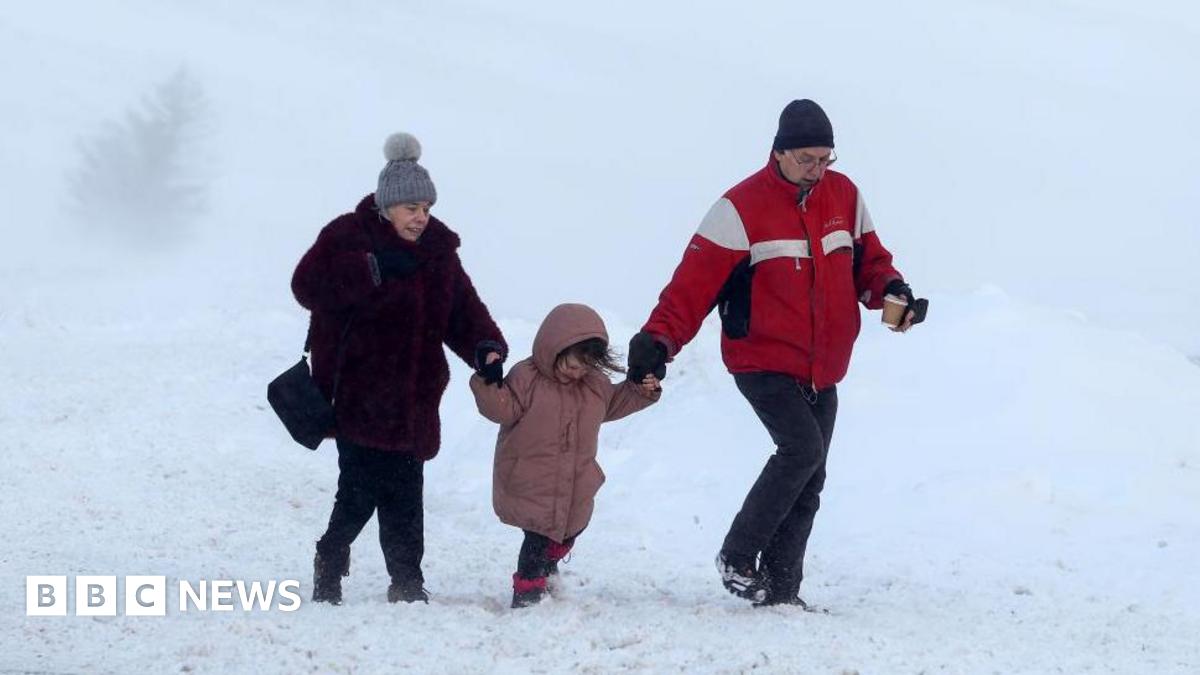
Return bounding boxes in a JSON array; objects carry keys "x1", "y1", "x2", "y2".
[{"x1": 329, "y1": 318, "x2": 355, "y2": 406}]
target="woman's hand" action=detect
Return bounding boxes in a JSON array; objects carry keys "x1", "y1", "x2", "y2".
[
  {"x1": 373, "y1": 249, "x2": 420, "y2": 281},
  {"x1": 474, "y1": 342, "x2": 506, "y2": 386}
]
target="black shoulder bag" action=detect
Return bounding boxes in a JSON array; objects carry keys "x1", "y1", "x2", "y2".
[
  {"x1": 268, "y1": 219, "x2": 380, "y2": 450},
  {"x1": 267, "y1": 318, "x2": 355, "y2": 450}
]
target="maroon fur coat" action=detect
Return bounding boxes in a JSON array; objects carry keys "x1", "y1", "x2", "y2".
[{"x1": 292, "y1": 194, "x2": 506, "y2": 459}]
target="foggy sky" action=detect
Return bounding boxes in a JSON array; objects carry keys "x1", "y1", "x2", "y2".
[{"x1": 3, "y1": 0, "x2": 1197, "y2": 354}]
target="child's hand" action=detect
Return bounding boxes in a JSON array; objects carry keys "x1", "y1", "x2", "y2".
[{"x1": 641, "y1": 373, "x2": 661, "y2": 393}]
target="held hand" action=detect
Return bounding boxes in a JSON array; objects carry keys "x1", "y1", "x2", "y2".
[
  {"x1": 641, "y1": 373, "x2": 662, "y2": 393},
  {"x1": 627, "y1": 331, "x2": 668, "y2": 382},
  {"x1": 474, "y1": 342, "x2": 506, "y2": 386},
  {"x1": 478, "y1": 356, "x2": 503, "y2": 385}
]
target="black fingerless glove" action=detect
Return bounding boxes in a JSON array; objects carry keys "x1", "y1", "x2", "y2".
[
  {"x1": 883, "y1": 279, "x2": 928, "y2": 324},
  {"x1": 474, "y1": 341, "x2": 506, "y2": 386},
  {"x1": 627, "y1": 331, "x2": 668, "y2": 382},
  {"x1": 883, "y1": 279, "x2": 914, "y2": 305}
]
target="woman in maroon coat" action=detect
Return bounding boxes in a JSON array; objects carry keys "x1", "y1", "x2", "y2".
[{"x1": 292, "y1": 132, "x2": 507, "y2": 605}]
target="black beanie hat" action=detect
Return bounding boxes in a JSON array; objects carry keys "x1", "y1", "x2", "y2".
[{"x1": 772, "y1": 99, "x2": 834, "y2": 152}]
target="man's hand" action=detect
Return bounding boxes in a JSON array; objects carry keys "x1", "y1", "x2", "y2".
[
  {"x1": 627, "y1": 331, "x2": 668, "y2": 382},
  {"x1": 884, "y1": 279, "x2": 914, "y2": 306},
  {"x1": 883, "y1": 279, "x2": 927, "y2": 333}
]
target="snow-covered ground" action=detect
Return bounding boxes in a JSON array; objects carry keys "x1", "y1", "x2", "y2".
[
  {"x1": 3, "y1": 0, "x2": 1199, "y2": 672},
  {"x1": 2, "y1": 269, "x2": 1198, "y2": 673}
]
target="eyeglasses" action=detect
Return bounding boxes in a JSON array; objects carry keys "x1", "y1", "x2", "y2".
[{"x1": 786, "y1": 149, "x2": 837, "y2": 170}]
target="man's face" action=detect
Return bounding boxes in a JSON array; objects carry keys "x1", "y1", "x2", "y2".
[
  {"x1": 772, "y1": 146, "x2": 835, "y2": 188},
  {"x1": 385, "y1": 202, "x2": 432, "y2": 242}
]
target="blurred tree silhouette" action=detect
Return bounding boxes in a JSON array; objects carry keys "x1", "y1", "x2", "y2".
[{"x1": 68, "y1": 67, "x2": 214, "y2": 246}]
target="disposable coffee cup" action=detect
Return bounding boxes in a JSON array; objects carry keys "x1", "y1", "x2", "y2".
[{"x1": 882, "y1": 294, "x2": 908, "y2": 327}]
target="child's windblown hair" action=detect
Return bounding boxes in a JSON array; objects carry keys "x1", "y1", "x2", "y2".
[{"x1": 557, "y1": 337, "x2": 626, "y2": 377}]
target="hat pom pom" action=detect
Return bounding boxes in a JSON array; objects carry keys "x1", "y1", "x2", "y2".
[{"x1": 383, "y1": 132, "x2": 422, "y2": 162}]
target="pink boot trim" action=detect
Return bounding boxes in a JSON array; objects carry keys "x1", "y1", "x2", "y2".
[
  {"x1": 546, "y1": 540, "x2": 573, "y2": 562},
  {"x1": 512, "y1": 573, "x2": 547, "y2": 593}
]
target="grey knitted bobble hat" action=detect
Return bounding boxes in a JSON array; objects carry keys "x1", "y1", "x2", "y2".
[{"x1": 375, "y1": 132, "x2": 437, "y2": 215}]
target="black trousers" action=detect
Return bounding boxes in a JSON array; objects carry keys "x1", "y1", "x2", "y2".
[
  {"x1": 722, "y1": 372, "x2": 838, "y2": 598},
  {"x1": 316, "y1": 438, "x2": 425, "y2": 584},
  {"x1": 516, "y1": 530, "x2": 579, "y2": 579}
]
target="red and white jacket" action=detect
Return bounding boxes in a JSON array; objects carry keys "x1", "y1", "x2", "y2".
[{"x1": 643, "y1": 159, "x2": 902, "y2": 389}]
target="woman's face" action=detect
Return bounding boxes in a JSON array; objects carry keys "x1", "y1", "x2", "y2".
[
  {"x1": 386, "y1": 202, "x2": 432, "y2": 242},
  {"x1": 555, "y1": 353, "x2": 588, "y2": 381}
]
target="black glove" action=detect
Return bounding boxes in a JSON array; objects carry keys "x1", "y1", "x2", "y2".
[
  {"x1": 627, "y1": 331, "x2": 668, "y2": 382},
  {"x1": 883, "y1": 279, "x2": 914, "y2": 305},
  {"x1": 883, "y1": 279, "x2": 928, "y2": 325},
  {"x1": 474, "y1": 341, "x2": 505, "y2": 386},
  {"x1": 375, "y1": 249, "x2": 420, "y2": 281}
]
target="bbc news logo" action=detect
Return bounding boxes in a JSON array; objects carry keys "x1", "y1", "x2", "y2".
[{"x1": 26, "y1": 576, "x2": 302, "y2": 616}]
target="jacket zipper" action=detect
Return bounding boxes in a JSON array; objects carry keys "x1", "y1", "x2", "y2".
[
  {"x1": 795, "y1": 180, "x2": 824, "y2": 397},
  {"x1": 800, "y1": 201, "x2": 821, "y2": 395}
]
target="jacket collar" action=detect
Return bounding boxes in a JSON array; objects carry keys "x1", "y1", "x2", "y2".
[{"x1": 762, "y1": 153, "x2": 824, "y2": 206}]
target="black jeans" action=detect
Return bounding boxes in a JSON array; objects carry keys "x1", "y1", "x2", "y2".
[
  {"x1": 722, "y1": 372, "x2": 838, "y2": 598},
  {"x1": 316, "y1": 438, "x2": 425, "y2": 584},
  {"x1": 516, "y1": 530, "x2": 579, "y2": 579}
]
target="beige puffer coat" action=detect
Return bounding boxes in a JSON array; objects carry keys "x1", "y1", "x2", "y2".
[{"x1": 470, "y1": 304, "x2": 660, "y2": 542}]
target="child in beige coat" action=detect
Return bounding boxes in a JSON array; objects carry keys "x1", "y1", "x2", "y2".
[{"x1": 470, "y1": 303, "x2": 661, "y2": 608}]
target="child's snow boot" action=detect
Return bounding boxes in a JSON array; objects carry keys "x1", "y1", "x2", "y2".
[
  {"x1": 545, "y1": 540, "x2": 573, "y2": 577},
  {"x1": 511, "y1": 573, "x2": 548, "y2": 608}
]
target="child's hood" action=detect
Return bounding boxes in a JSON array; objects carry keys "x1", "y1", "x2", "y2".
[{"x1": 532, "y1": 303, "x2": 609, "y2": 380}]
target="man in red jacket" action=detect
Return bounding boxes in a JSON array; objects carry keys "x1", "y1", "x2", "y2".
[{"x1": 628, "y1": 99, "x2": 925, "y2": 607}]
